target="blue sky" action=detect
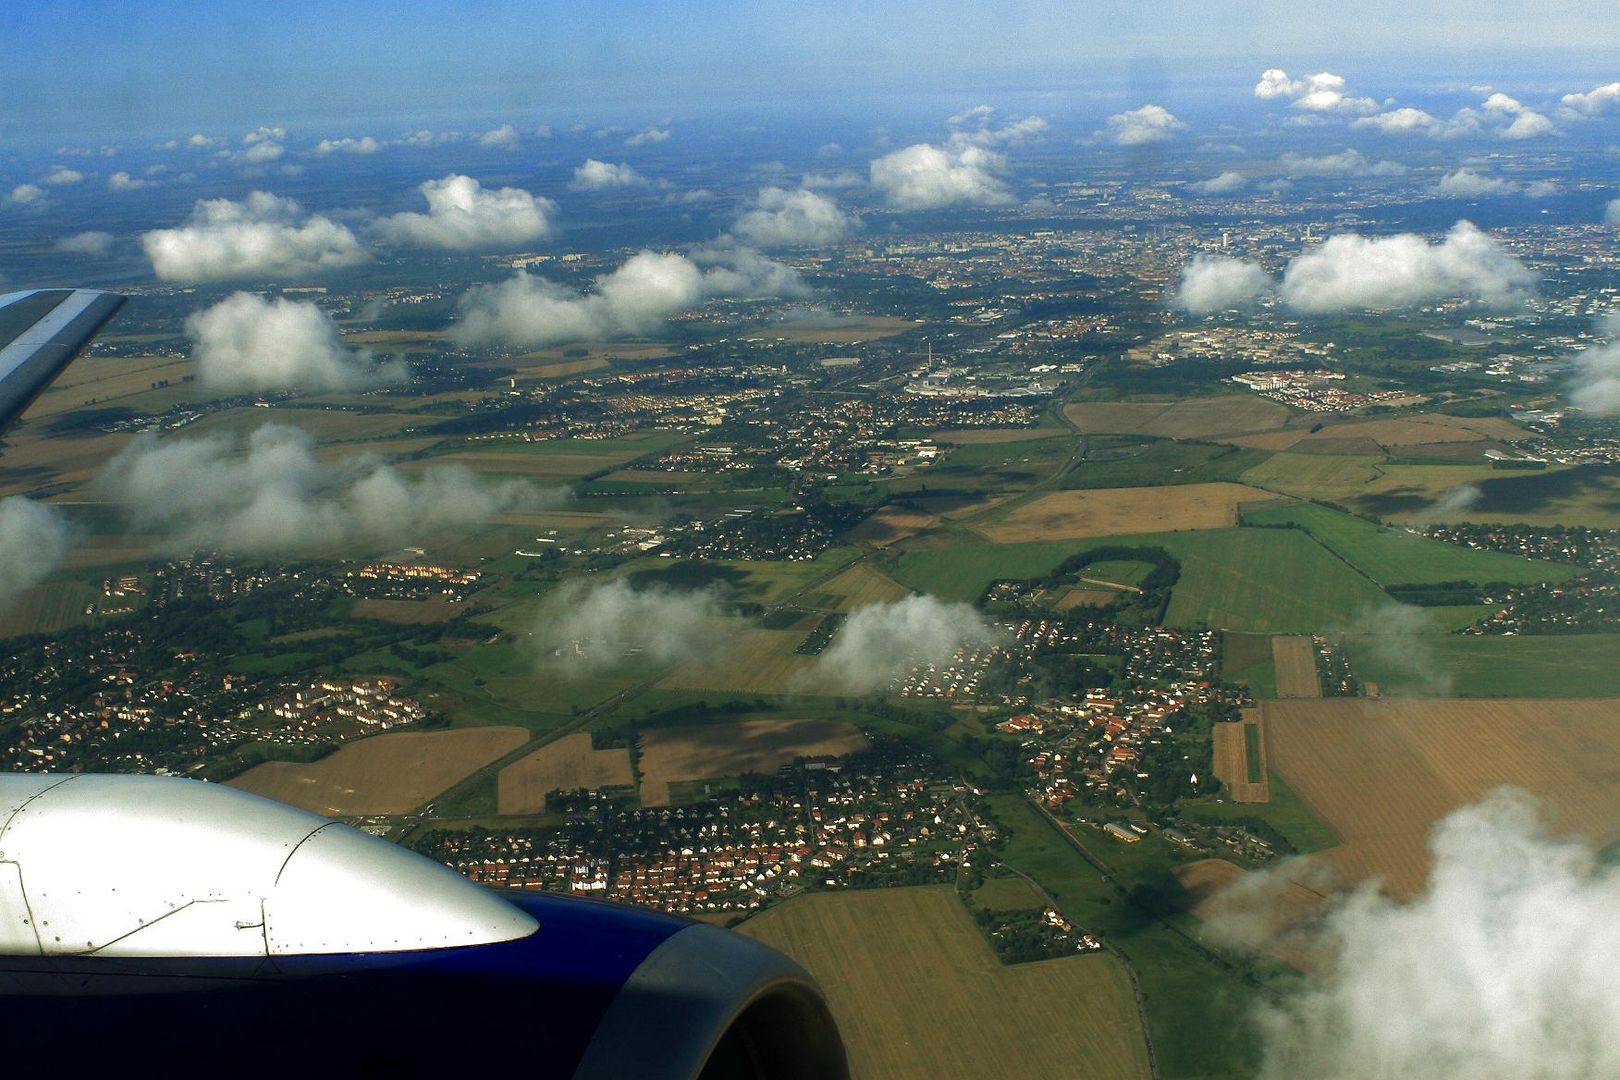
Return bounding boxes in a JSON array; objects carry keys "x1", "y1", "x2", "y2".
[{"x1": 7, "y1": 0, "x2": 1619, "y2": 143}]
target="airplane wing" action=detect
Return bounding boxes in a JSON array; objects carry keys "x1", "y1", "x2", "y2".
[{"x1": 0, "y1": 288, "x2": 126, "y2": 431}]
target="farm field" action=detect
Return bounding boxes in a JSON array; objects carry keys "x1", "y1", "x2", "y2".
[
  {"x1": 931, "y1": 425, "x2": 1066, "y2": 444},
  {"x1": 893, "y1": 526, "x2": 1388, "y2": 630},
  {"x1": 1066, "y1": 441, "x2": 1274, "y2": 490},
  {"x1": 351, "y1": 596, "x2": 464, "y2": 623},
  {"x1": 743, "y1": 314, "x2": 919, "y2": 342},
  {"x1": 1157, "y1": 528, "x2": 1388, "y2": 633},
  {"x1": 1221, "y1": 631, "x2": 1276, "y2": 698},
  {"x1": 1263, "y1": 697, "x2": 1620, "y2": 896},
  {"x1": 1244, "y1": 455, "x2": 1620, "y2": 529},
  {"x1": 847, "y1": 505, "x2": 941, "y2": 546},
  {"x1": 1271, "y1": 636, "x2": 1320, "y2": 698},
  {"x1": 1174, "y1": 859, "x2": 1324, "y2": 969},
  {"x1": 637, "y1": 718, "x2": 869, "y2": 805},
  {"x1": 1065, "y1": 396, "x2": 1290, "y2": 439},
  {"x1": 654, "y1": 627, "x2": 815, "y2": 696},
  {"x1": 1346, "y1": 632, "x2": 1620, "y2": 697},
  {"x1": 818, "y1": 562, "x2": 909, "y2": 611},
  {"x1": 1243, "y1": 501, "x2": 1572, "y2": 586},
  {"x1": 1239, "y1": 452, "x2": 1385, "y2": 501},
  {"x1": 978, "y1": 483, "x2": 1274, "y2": 542},
  {"x1": 984, "y1": 795, "x2": 1257, "y2": 1078},
  {"x1": 1212, "y1": 719, "x2": 1269, "y2": 802},
  {"x1": 496, "y1": 733, "x2": 633, "y2": 813},
  {"x1": 1227, "y1": 415, "x2": 1504, "y2": 453},
  {"x1": 229, "y1": 726, "x2": 528, "y2": 815},
  {"x1": 740, "y1": 886, "x2": 1151, "y2": 1080}
]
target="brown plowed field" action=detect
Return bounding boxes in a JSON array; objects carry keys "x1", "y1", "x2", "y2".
[{"x1": 1263, "y1": 698, "x2": 1620, "y2": 897}]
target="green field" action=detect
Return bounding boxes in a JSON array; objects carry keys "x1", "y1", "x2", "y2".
[
  {"x1": 1221, "y1": 632, "x2": 1277, "y2": 698},
  {"x1": 1347, "y1": 633, "x2": 1620, "y2": 698},
  {"x1": 1181, "y1": 772, "x2": 1338, "y2": 855},
  {"x1": 1158, "y1": 529, "x2": 1389, "y2": 633},
  {"x1": 1078, "y1": 559, "x2": 1156, "y2": 587},
  {"x1": 985, "y1": 796, "x2": 1259, "y2": 1079},
  {"x1": 1067, "y1": 441, "x2": 1272, "y2": 490},
  {"x1": 741, "y1": 885, "x2": 1153, "y2": 1080},
  {"x1": 894, "y1": 527, "x2": 1389, "y2": 632},
  {"x1": 1243, "y1": 502, "x2": 1573, "y2": 587}
]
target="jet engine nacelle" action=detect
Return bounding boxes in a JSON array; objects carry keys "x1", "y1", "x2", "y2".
[{"x1": 0, "y1": 774, "x2": 848, "y2": 1080}]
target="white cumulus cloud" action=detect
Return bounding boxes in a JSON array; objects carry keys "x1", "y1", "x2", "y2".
[
  {"x1": 0, "y1": 498, "x2": 73, "y2": 610},
  {"x1": 1250, "y1": 789, "x2": 1620, "y2": 1080},
  {"x1": 7, "y1": 183, "x2": 44, "y2": 206},
  {"x1": 1189, "y1": 171, "x2": 1246, "y2": 195},
  {"x1": 1569, "y1": 312, "x2": 1620, "y2": 416},
  {"x1": 625, "y1": 127, "x2": 670, "y2": 147},
  {"x1": 1560, "y1": 81, "x2": 1620, "y2": 119},
  {"x1": 96, "y1": 424, "x2": 536, "y2": 557},
  {"x1": 186, "y1": 292, "x2": 403, "y2": 393},
  {"x1": 869, "y1": 142, "x2": 1011, "y2": 209},
  {"x1": 141, "y1": 191, "x2": 367, "y2": 282},
  {"x1": 1104, "y1": 104, "x2": 1184, "y2": 146},
  {"x1": 55, "y1": 231, "x2": 114, "y2": 255},
  {"x1": 107, "y1": 170, "x2": 147, "y2": 191},
  {"x1": 1175, "y1": 256, "x2": 1272, "y2": 313},
  {"x1": 1280, "y1": 220, "x2": 1534, "y2": 313},
  {"x1": 805, "y1": 595, "x2": 999, "y2": 695},
  {"x1": 570, "y1": 159, "x2": 644, "y2": 190},
  {"x1": 1435, "y1": 168, "x2": 1518, "y2": 197},
  {"x1": 375, "y1": 173, "x2": 556, "y2": 251},
  {"x1": 733, "y1": 187, "x2": 858, "y2": 247},
  {"x1": 1279, "y1": 149, "x2": 1406, "y2": 177},
  {"x1": 1255, "y1": 69, "x2": 1377, "y2": 114},
  {"x1": 477, "y1": 124, "x2": 521, "y2": 149},
  {"x1": 43, "y1": 165, "x2": 84, "y2": 186},
  {"x1": 451, "y1": 246, "x2": 805, "y2": 348},
  {"x1": 534, "y1": 579, "x2": 723, "y2": 677},
  {"x1": 314, "y1": 136, "x2": 382, "y2": 155}
]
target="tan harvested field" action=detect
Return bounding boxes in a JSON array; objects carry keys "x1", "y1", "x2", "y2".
[
  {"x1": 230, "y1": 727, "x2": 527, "y2": 815},
  {"x1": 22, "y1": 354, "x2": 193, "y2": 417},
  {"x1": 425, "y1": 450, "x2": 633, "y2": 479},
  {"x1": 848, "y1": 505, "x2": 940, "y2": 545},
  {"x1": 820, "y1": 563, "x2": 909, "y2": 611},
  {"x1": 741, "y1": 886, "x2": 1151, "y2": 1080},
  {"x1": 1212, "y1": 718, "x2": 1269, "y2": 803},
  {"x1": 342, "y1": 330, "x2": 445, "y2": 344},
  {"x1": 497, "y1": 733, "x2": 633, "y2": 813},
  {"x1": 932, "y1": 426, "x2": 1066, "y2": 444},
  {"x1": 744, "y1": 315, "x2": 918, "y2": 343},
  {"x1": 352, "y1": 596, "x2": 465, "y2": 624},
  {"x1": 637, "y1": 718, "x2": 869, "y2": 806},
  {"x1": 515, "y1": 357, "x2": 610, "y2": 379},
  {"x1": 1228, "y1": 415, "x2": 1493, "y2": 454},
  {"x1": 1271, "y1": 636, "x2": 1320, "y2": 698},
  {"x1": 0, "y1": 429, "x2": 137, "y2": 494},
  {"x1": 979, "y1": 483, "x2": 1276, "y2": 542},
  {"x1": 655, "y1": 627, "x2": 816, "y2": 696},
  {"x1": 1065, "y1": 396, "x2": 1289, "y2": 439},
  {"x1": 1175, "y1": 859, "x2": 1326, "y2": 969},
  {"x1": 1264, "y1": 698, "x2": 1620, "y2": 897}
]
